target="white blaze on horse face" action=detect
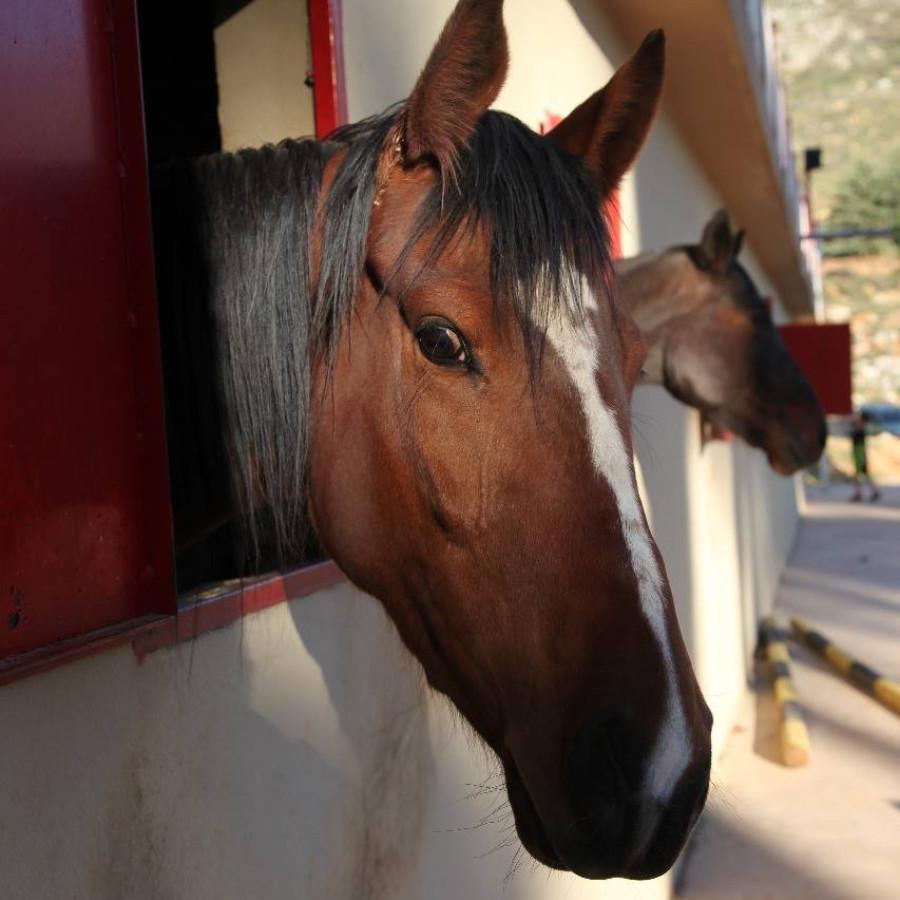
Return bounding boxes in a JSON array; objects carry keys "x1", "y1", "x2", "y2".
[{"x1": 544, "y1": 276, "x2": 692, "y2": 806}]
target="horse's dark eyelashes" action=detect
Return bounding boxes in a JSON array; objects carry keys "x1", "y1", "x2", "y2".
[{"x1": 414, "y1": 316, "x2": 473, "y2": 369}]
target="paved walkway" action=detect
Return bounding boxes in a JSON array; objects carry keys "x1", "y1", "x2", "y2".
[{"x1": 678, "y1": 485, "x2": 900, "y2": 900}]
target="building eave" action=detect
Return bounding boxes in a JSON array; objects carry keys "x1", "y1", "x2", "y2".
[{"x1": 598, "y1": 0, "x2": 815, "y2": 319}]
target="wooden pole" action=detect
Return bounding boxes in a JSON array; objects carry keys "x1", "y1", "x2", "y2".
[
  {"x1": 761, "y1": 616, "x2": 811, "y2": 767},
  {"x1": 790, "y1": 617, "x2": 900, "y2": 718}
]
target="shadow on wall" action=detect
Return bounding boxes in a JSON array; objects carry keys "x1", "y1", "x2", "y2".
[
  {"x1": 101, "y1": 636, "x2": 353, "y2": 900},
  {"x1": 631, "y1": 385, "x2": 698, "y2": 659},
  {"x1": 117, "y1": 588, "x2": 432, "y2": 900},
  {"x1": 731, "y1": 444, "x2": 799, "y2": 667},
  {"x1": 732, "y1": 445, "x2": 764, "y2": 667},
  {"x1": 0, "y1": 583, "x2": 434, "y2": 900},
  {"x1": 285, "y1": 588, "x2": 434, "y2": 900}
]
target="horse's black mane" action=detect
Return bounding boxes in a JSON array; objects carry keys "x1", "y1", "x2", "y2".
[{"x1": 152, "y1": 108, "x2": 613, "y2": 587}]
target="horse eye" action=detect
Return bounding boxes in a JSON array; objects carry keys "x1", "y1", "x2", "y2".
[{"x1": 415, "y1": 318, "x2": 469, "y2": 367}]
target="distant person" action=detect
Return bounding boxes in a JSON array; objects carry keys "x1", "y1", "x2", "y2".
[{"x1": 851, "y1": 411, "x2": 880, "y2": 502}]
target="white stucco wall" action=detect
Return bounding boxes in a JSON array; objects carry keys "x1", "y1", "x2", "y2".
[
  {"x1": 1, "y1": 585, "x2": 429, "y2": 900},
  {"x1": 213, "y1": 0, "x2": 316, "y2": 151},
  {"x1": 0, "y1": 2, "x2": 801, "y2": 899}
]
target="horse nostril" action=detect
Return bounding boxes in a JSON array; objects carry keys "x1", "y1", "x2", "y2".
[
  {"x1": 567, "y1": 717, "x2": 646, "y2": 812},
  {"x1": 557, "y1": 715, "x2": 712, "y2": 880}
]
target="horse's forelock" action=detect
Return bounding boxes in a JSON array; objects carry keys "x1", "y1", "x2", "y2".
[
  {"x1": 172, "y1": 107, "x2": 618, "y2": 566},
  {"x1": 403, "y1": 111, "x2": 617, "y2": 359}
]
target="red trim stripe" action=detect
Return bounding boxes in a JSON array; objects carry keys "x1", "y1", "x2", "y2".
[
  {"x1": 308, "y1": 0, "x2": 348, "y2": 137},
  {"x1": 0, "y1": 615, "x2": 168, "y2": 688},
  {"x1": 0, "y1": 563, "x2": 347, "y2": 686},
  {"x1": 133, "y1": 561, "x2": 346, "y2": 659}
]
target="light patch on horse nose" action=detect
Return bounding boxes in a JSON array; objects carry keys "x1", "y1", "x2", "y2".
[{"x1": 542, "y1": 274, "x2": 693, "y2": 805}]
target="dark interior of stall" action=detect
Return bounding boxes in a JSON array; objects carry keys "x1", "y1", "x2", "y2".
[{"x1": 136, "y1": 0, "x2": 324, "y2": 594}]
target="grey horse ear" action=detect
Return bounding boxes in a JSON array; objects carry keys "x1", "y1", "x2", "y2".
[
  {"x1": 699, "y1": 209, "x2": 737, "y2": 272},
  {"x1": 732, "y1": 228, "x2": 745, "y2": 259}
]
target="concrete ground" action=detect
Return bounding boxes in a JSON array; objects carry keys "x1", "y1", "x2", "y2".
[{"x1": 677, "y1": 485, "x2": 900, "y2": 900}]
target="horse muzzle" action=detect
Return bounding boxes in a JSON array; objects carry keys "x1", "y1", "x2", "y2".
[{"x1": 505, "y1": 712, "x2": 712, "y2": 880}]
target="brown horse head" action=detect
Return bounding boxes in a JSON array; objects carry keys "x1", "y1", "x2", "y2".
[
  {"x1": 305, "y1": 3, "x2": 710, "y2": 879},
  {"x1": 160, "y1": 0, "x2": 711, "y2": 880},
  {"x1": 619, "y1": 210, "x2": 825, "y2": 474}
]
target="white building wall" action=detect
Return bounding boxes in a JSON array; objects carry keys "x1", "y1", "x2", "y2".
[
  {"x1": 213, "y1": 0, "x2": 316, "y2": 151},
  {"x1": 0, "y1": 2, "x2": 800, "y2": 899},
  {"x1": 1, "y1": 584, "x2": 433, "y2": 900}
]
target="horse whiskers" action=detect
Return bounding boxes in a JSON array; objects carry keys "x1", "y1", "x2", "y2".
[
  {"x1": 477, "y1": 826, "x2": 520, "y2": 862},
  {"x1": 438, "y1": 799, "x2": 512, "y2": 834},
  {"x1": 463, "y1": 765, "x2": 507, "y2": 796},
  {"x1": 704, "y1": 773, "x2": 747, "y2": 825},
  {"x1": 502, "y1": 844, "x2": 528, "y2": 890},
  {"x1": 464, "y1": 782, "x2": 507, "y2": 800}
]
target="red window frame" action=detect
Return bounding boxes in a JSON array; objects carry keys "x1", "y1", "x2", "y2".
[
  {"x1": 0, "y1": 0, "x2": 175, "y2": 677},
  {"x1": 309, "y1": 0, "x2": 348, "y2": 138},
  {"x1": 1, "y1": 0, "x2": 349, "y2": 685}
]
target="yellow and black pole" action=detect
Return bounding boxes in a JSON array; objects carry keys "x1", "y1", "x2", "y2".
[
  {"x1": 760, "y1": 616, "x2": 810, "y2": 767},
  {"x1": 790, "y1": 617, "x2": 900, "y2": 718}
]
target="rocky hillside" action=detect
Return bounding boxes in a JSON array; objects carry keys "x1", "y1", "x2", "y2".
[
  {"x1": 769, "y1": 0, "x2": 900, "y2": 222},
  {"x1": 770, "y1": 0, "x2": 899, "y2": 411},
  {"x1": 823, "y1": 256, "x2": 900, "y2": 405}
]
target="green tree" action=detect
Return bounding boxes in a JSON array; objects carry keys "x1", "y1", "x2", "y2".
[{"x1": 824, "y1": 156, "x2": 900, "y2": 257}]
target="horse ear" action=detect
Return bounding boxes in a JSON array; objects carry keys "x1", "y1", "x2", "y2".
[
  {"x1": 403, "y1": 0, "x2": 508, "y2": 181},
  {"x1": 546, "y1": 30, "x2": 665, "y2": 195},
  {"x1": 699, "y1": 209, "x2": 739, "y2": 272}
]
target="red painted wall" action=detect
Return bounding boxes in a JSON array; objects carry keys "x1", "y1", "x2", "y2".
[
  {"x1": 780, "y1": 323, "x2": 853, "y2": 416},
  {"x1": 0, "y1": 0, "x2": 174, "y2": 660}
]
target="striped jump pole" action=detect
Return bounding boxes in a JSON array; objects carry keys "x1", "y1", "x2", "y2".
[
  {"x1": 790, "y1": 617, "x2": 900, "y2": 718},
  {"x1": 760, "y1": 616, "x2": 811, "y2": 767}
]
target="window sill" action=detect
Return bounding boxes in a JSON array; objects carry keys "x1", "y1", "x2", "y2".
[{"x1": 0, "y1": 561, "x2": 346, "y2": 688}]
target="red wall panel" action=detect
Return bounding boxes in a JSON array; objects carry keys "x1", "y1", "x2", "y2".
[
  {"x1": 0, "y1": 0, "x2": 174, "y2": 660},
  {"x1": 779, "y1": 322, "x2": 853, "y2": 416}
]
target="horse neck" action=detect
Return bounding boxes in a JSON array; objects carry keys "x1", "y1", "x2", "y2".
[{"x1": 615, "y1": 250, "x2": 707, "y2": 384}]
